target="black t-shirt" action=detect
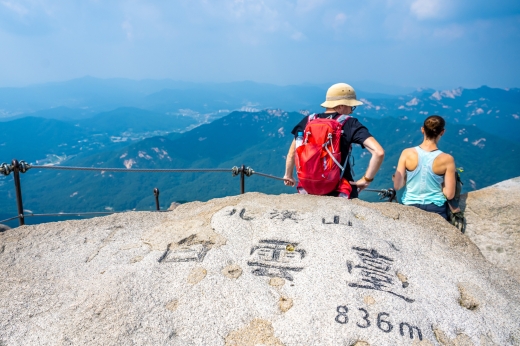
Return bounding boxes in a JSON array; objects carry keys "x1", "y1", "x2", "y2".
[{"x1": 291, "y1": 112, "x2": 372, "y2": 198}]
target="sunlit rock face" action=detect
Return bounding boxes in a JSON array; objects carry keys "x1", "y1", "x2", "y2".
[
  {"x1": 1, "y1": 192, "x2": 519, "y2": 346},
  {"x1": 461, "y1": 176, "x2": 520, "y2": 283}
]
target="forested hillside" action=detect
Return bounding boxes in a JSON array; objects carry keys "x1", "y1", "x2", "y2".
[
  {"x1": 2, "y1": 109, "x2": 519, "y2": 226},
  {"x1": 1, "y1": 80, "x2": 519, "y2": 226}
]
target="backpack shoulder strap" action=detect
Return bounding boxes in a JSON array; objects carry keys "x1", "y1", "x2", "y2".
[
  {"x1": 337, "y1": 115, "x2": 355, "y2": 177},
  {"x1": 335, "y1": 114, "x2": 351, "y2": 125}
]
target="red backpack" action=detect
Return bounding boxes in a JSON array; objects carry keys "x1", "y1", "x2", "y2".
[{"x1": 295, "y1": 114, "x2": 351, "y2": 195}]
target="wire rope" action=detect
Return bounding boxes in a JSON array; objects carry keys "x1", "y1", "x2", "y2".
[{"x1": 29, "y1": 165, "x2": 231, "y2": 173}]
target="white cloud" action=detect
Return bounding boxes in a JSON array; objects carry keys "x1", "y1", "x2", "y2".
[
  {"x1": 0, "y1": 0, "x2": 519, "y2": 87},
  {"x1": 433, "y1": 24, "x2": 465, "y2": 39},
  {"x1": 335, "y1": 13, "x2": 347, "y2": 26},
  {"x1": 121, "y1": 19, "x2": 133, "y2": 41},
  {"x1": 291, "y1": 31, "x2": 306, "y2": 41},
  {"x1": 1, "y1": 1, "x2": 29, "y2": 16},
  {"x1": 410, "y1": 0, "x2": 448, "y2": 20},
  {"x1": 295, "y1": 0, "x2": 325, "y2": 13},
  {"x1": 225, "y1": 0, "x2": 279, "y2": 21}
]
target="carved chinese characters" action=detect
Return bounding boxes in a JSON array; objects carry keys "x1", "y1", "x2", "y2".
[
  {"x1": 247, "y1": 240, "x2": 306, "y2": 281},
  {"x1": 347, "y1": 247, "x2": 414, "y2": 303}
]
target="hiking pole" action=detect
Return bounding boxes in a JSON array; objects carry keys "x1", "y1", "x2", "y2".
[{"x1": 364, "y1": 188, "x2": 396, "y2": 202}]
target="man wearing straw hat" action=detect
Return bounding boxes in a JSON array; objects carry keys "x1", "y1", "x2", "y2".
[{"x1": 283, "y1": 83, "x2": 385, "y2": 198}]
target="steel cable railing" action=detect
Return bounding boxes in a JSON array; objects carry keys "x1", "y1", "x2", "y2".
[
  {"x1": 0, "y1": 211, "x2": 173, "y2": 225},
  {"x1": 0, "y1": 159, "x2": 395, "y2": 227},
  {"x1": 0, "y1": 215, "x2": 23, "y2": 224},
  {"x1": 250, "y1": 171, "x2": 286, "y2": 181},
  {"x1": 0, "y1": 159, "x2": 293, "y2": 226},
  {"x1": 29, "y1": 165, "x2": 231, "y2": 173}
]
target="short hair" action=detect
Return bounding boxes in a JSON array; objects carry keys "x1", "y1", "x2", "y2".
[{"x1": 423, "y1": 115, "x2": 445, "y2": 139}]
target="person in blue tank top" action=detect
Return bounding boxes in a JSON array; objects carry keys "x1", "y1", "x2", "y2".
[{"x1": 392, "y1": 115, "x2": 456, "y2": 220}]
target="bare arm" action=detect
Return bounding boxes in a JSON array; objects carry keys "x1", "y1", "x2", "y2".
[
  {"x1": 283, "y1": 139, "x2": 296, "y2": 186},
  {"x1": 349, "y1": 136, "x2": 385, "y2": 192},
  {"x1": 442, "y1": 156, "x2": 456, "y2": 200},
  {"x1": 393, "y1": 150, "x2": 408, "y2": 191}
]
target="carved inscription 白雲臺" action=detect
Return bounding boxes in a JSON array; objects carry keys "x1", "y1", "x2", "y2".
[
  {"x1": 346, "y1": 247, "x2": 414, "y2": 303},
  {"x1": 247, "y1": 240, "x2": 306, "y2": 281}
]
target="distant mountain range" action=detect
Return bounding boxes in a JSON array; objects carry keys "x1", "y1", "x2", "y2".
[
  {"x1": 1, "y1": 77, "x2": 518, "y2": 142},
  {"x1": 1, "y1": 78, "x2": 519, "y2": 226},
  {"x1": 0, "y1": 107, "x2": 197, "y2": 165},
  {"x1": 356, "y1": 86, "x2": 520, "y2": 144},
  {"x1": 0, "y1": 77, "x2": 331, "y2": 118},
  {"x1": 1, "y1": 108, "x2": 519, "y2": 226}
]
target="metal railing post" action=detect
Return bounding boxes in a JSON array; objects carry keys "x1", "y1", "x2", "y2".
[
  {"x1": 154, "y1": 188, "x2": 160, "y2": 210},
  {"x1": 240, "y1": 165, "x2": 245, "y2": 194},
  {"x1": 0, "y1": 161, "x2": 291, "y2": 225},
  {"x1": 12, "y1": 159, "x2": 25, "y2": 226}
]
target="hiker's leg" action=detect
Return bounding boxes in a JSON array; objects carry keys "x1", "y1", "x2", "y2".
[
  {"x1": 424, "y1": 203, "x2": 448, "y2": 220},
  {"x1": 408, "y1": 204, "x2": 427, "y2": 212},
  {"x1": 410, "y1": 203, "x2": 449, "y2": 220},
  {"x1": 440, "y1": 202, "x2": 449, "y2": 220}
]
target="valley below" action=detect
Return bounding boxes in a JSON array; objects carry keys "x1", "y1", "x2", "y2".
[{"x1": 1, "y1": 78, "x2": 519, "y2": 227}]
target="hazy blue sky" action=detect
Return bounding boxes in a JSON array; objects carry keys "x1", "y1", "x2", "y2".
[{"x1": 1, "y1": 0, "x2": 519, "y2": 89}]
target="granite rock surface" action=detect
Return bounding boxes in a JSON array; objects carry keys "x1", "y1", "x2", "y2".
[
  {"x1": 460, "y1": 176, "x2": 520, "y2": 282},
  {"x1": 1, "y1": 192, "x2": 519, "y2": 346}
]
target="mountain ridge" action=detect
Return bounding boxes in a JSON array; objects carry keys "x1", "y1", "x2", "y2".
[{"x1": 1, "y1": 109, "x2": 519, "y2": 226}]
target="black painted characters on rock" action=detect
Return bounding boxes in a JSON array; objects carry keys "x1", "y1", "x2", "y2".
[
  {"x1": 158, "y1": 238, "x2": 210, "y2": 263},
  {"x1": 247, "y1": 240, "x2": 305, "y2": 281},
  {"x1": 346, "y1": 247, "x2": 414, "y2": 303},
  {"x1": 269, "y1": 210, "x2": 300, "y2": 223},
  {"x1": 228, "y1": 208, "x2": 253, "y2": 221},
  {"x1": 335, "y1": 305, "x2": 423, "y2": 341},
  {"x1": 322, "y1": 215, "x2": 352, "y2": 226}
]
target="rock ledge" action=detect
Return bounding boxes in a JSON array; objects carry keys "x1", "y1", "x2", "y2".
[{"x1": 1, "y1": 192, "x2": 519, "y2": 345}]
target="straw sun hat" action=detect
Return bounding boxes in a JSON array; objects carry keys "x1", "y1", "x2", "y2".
[{"x1": 320, "y1": 83, "x2": 363, "y2": 108}]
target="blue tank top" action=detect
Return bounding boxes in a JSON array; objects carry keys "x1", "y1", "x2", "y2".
[{"x1": 401, "y1": 146, "x2": 447, "y2": 207}]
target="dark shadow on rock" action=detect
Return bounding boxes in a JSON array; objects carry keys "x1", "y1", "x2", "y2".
[{"x1": 458, "y1": 193, "x2": 468, "y2": 212}]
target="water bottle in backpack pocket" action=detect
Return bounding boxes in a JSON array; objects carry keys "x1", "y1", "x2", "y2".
[{"x1": 295, "y1": 132, "x2": 304, "y2": 148}]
